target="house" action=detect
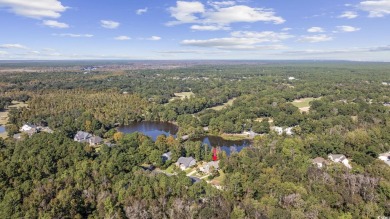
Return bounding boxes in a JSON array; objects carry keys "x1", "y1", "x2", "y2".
[
  {"x1": 378, "y1": 152, "x2": 390, "y2": 166},
  {"x1": 271, "y1": 126, "x2": 294, "y2": 135},
  {"x1": 20, "y1": 124, "x2": 37, "y2": 132},
  {"x1": 311, "y1": 157, "x2": 328, "y2": 168},
  {"x1": 24, "y1": 128, "x2": 37, "y2": 136},
  {"x1": 328, "y1": 154, "x2": 352, "y2": 169},
  {"x1": 176, "y1": 156, "x2": 196, "y2": 170},
  {"x1": 162, "y1": 151, "x2": 172, "y2": 162},
  {"x1": 74, "y1": 131, "x2": 92, "y2": 143},
  {"x1": 39, "y1": 126, "x2": 54, "y2": 133},
  {"x1": 285, "y1": 127, "x2": 294, "y2": 136},
  {"x1": 272, "y1": 126, "x2": 283, "y2": 135},
  {"x1": 13, "y1": 133, "x2": 22, "y2": 140},
  {"x1": 88, "y1": 136, "x2": 103, "y2": 146},
  {"x1": 200, "y1": 161, "x2": 220, "y2": 174}
]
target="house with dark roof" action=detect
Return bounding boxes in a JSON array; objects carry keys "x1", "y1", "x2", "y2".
[{"x1": 176, "y1": 156, "x2": 196, "y2": 170}]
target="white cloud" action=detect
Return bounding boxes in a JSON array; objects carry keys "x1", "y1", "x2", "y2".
[
  {"x1": 0, "y1": 51, "x2": 8, "y2": 55},
  {"x1": 100, "y1": 20, "x2": 120, "y2": 29},
  {"x1": 42, "y1": 20, "x2": 69, "y2": 28},
  {"x1": 168, "y1": 1, "x2": 205, "y2": 25},
  {"x1": 336, "y1": 25, "x2": 361, "y2": 32},
  {"x1": 136, "y1": 7, "x2": 148, "y2": 15},
  {"x1": 307, "y1": 27, "x2": 325, "y2": 33},
  {"x1": 0, "y1": 44, "x2": 27, "y2": 49},
  {"x1": 147, "y1": 36, "x2": 162, "y2": 41},
  {"x1": 358, "y1": 0, "x2": 390, "y2": 17},
  {"x1": 230, "y1": 31, "x2": 293, "y2": 41},
  {"x1": 181, "y1": 31, "x2": 291, "y2": 50},
  {"x1": 339, "y1": 11, "x2": 358, "y2": 19},
  {"x1": 52, "y1": 33, "x2": 94, "y2": 38},
  {"x1": 206, "y1": 5, "x2": 285, "y2": 24},
  {"x1": 114, "y1": 35, "x2": 131, "y2": 40},
  {"x1": 298, "y1": 34, "x2": 333, "y2": 43},
  {"x1": 0, "y1": 0, "x2": 67, "y2": 19},
  {"x1": 167, "y1": 1, "x2": 284, "y2": 30},
  {"x1": 191, "y1": 24, "x2": 230, "y2": 31}
]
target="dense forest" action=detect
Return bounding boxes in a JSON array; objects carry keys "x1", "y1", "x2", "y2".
[{"x1": 0, "y1": 61, "x2": 389, "y2": 218}]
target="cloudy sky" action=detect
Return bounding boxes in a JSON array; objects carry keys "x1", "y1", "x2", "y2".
[{"x1": 0, "y1": 0, "x2": 389, "y2": 61}]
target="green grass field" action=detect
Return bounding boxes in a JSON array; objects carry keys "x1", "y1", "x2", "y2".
[
  {"x1": 291, "y1": 97, "x2": 316, "y2": 108},
  {"x1": 169, "y1": 92, "x2": 195, "y2": 102},
  {"x1": 210, "y1": 97, "x2": 236, "y2": 111}
]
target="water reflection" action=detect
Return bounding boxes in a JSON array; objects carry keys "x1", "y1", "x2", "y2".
[{"x1": 117, "y1": 122, "x2": 250, "y2": 154}]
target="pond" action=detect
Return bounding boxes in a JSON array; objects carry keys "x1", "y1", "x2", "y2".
[
  {"x1": 0, "y1": 126, "x2": 5, "y2": 134},
  {"x1": 117, "y1": 121, "x2": 178, "y2": 141},
  {"x1": 117, "y1": 121, "x2": 250, "y2": 154}
]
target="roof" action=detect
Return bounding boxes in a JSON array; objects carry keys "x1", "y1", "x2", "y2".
[
  {"x1": 89, "y1": 136, "x2": 103, "y2": 144},
  {"x1": 13, "y1": 133, "x2": 21, "y2": 139},
  {"x1": 312, "y1": 157, "x2": 326, "y2": 164},
  {"x1": 177, "y1": 156, "x2": 196, "y2": 168},
  {"x1": 75, "y1": 131, "x2": 92, "y2": 140},
  {"x1": 379, "y1": 152, "x2": 390, "y2": 158},
  {"x1": 328, "y1": 154, "x2": 346, "y2": 160},
  {"x1": 163, "y1": 151, "x2": 172, "y2": 157},
  {"x1": 207, "y1": 160, "x2": 219, "y2": 169}
]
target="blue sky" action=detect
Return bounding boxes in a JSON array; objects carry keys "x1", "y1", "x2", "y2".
[{"x1": 0, "y1": 0, "x2": 389, "y2": 61}]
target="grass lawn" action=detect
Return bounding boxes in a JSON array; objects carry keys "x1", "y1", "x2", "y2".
[
  {"x1": 169, "y1": 92, "x2": 195, "y2": 102},
  {"x1": 0, "y1": 101, "x2": 28, "y2": 125},
  {"x1": 220, "y1": 133, "x2": 251, "y2": 141},
  {"x1": 0, "y1": 111, "x2": 8, "y2": 125},
  {"x1": 292, "y1": 97, "x2": 321, "y2": 112},
  {"x1": 211, "y1": 170, "x2": 225, "y2": 185},
  {"x1": 210, "y1": 97, "x2": 236, "y2": 111},
  {"x1": 164, "y1": 165, "x2": 176, "y2": 174}
]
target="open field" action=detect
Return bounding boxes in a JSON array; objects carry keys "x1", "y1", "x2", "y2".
[
  {"x1": 169, "y1": 92, "x2": 195, "y2": 102},
  {"x1": 0, "y1": 101, "x2": 29, "y2": 125},
  {"x1": 210, "y1": 170, "x2": 225, "y2": 185},
  {"x1": 220, "y1": 133, "x2": 251, "y2": 141},
  {"x1": 292, "y1": 97, "x2": 320, "y2": 112},
  {"x1": 210, "y1": 97, "x2": 236, "y2": 111}
]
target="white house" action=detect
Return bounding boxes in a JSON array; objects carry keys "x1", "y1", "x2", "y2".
[
  {"x1": 272, "y1": 126, "x2": 283, "y2": 135},
  {"x1": 378, "y1": 152, "x2": 390, "y2": 166},
  {"x1": 271, "y1": 126, "x2": 294, "y2": 135},
  {"x1": 20, "y1": 124, "x2": 36, "y2": 132},
  {"x1": 328, "y1": 154, "x2": 352, "y2": 169}
]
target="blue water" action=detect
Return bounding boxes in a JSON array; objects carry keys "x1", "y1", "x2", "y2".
[
  {"x1": 117, "y1": 122, "x2": 250, "y2": 154},
  {"x1": 0, "y1": 126, "x2": 5, "y2": 134}
]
